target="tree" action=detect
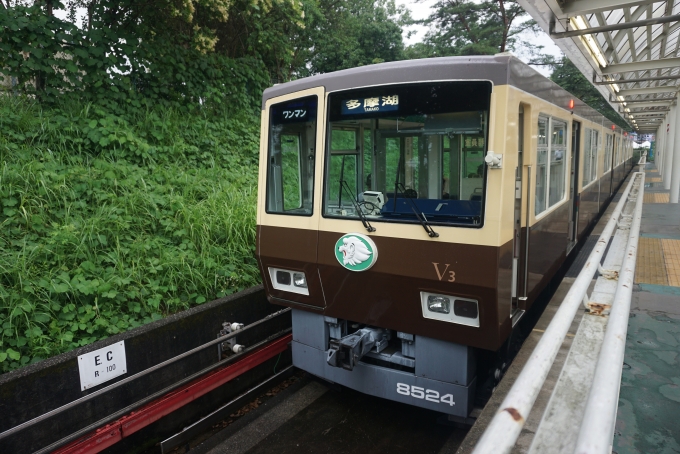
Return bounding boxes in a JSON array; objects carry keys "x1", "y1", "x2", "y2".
[
  {"x1": 292, "y1": 0, "x2": 406, "y2": 78},
  {"x1": 406, "y1": 0, "x2": 539, "y2": 58},
  {"x1": 548, "y1": 57, "x2": 630, "y2": 129},
  {"x1": 0, "y1": 0, "x2": 306, "y2": 109}
]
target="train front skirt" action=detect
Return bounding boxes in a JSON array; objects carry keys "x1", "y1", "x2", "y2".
[{"x1": 291, "y1": 309, "x2": 476, "y2": 417}]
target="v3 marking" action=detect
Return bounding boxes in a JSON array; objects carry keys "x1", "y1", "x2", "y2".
[{"x1": 432, "y1": 262, "x2": 456, "y2": 282}]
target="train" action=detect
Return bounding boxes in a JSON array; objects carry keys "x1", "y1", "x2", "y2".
[{"x1": 255, "y1": 55, "x2": 635, "y2": 417}]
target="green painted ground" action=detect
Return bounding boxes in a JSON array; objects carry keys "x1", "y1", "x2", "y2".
[{"x1": 614, "y1": 311, "x2": 680, "y2": 454}]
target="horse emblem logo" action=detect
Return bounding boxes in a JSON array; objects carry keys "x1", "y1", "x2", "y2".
[{"x1": 334, "y1": 233, "x2": 378, "y2": 271}]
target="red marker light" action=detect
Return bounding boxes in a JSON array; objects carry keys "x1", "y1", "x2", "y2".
[
  {"x1": 569, "y1": 99, "x2": 574, "y2": 109},
  {"x1": 612, "y1": 125, "x2": 616, "y2": 130}
]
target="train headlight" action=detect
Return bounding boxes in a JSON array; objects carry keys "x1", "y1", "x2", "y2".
[
  {"x1": 420, "y1": 292, "x2": 479, "y2": 328},
  {"x1": 268, "y1": 267, "x2": 309, "y2": 296},
  {"x1": 293, "y1": 272, "x2": 307, "y2": 288},
  {"x1": 427, "y1": 295, "x2": 451, "y2": 314}
]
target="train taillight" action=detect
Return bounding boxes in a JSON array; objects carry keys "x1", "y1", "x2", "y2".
[{"x1": 268, "y1": 267, "x2": 309, "y2": 295}]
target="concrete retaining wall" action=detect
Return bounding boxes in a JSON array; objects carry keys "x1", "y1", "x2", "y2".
[{"x1": 0, "y1": 285, "x2": 292, "y2": 454}]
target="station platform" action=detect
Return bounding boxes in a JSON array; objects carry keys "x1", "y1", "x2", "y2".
[
  {"x1": 457, "y1": 162, "x2": 680, "y2": 454},
  {"x1": 618, "y1": 162, "x2": 680, "y2": 453}
]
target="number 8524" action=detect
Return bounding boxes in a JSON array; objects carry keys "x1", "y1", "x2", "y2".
[{"x1": 396, "y1": 383, "x2": 455, "y2": 406}]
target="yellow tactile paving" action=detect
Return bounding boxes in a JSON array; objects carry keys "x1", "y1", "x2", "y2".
[
  {"x1": 636, "y1": 237, "x2": 669, "y2": 286},
  {"x1": 661, "y1": 239, "x2": 680, "y2": 287},
  {"x1": 649, "y1": 177, "x2": 662, "y2": 182},
  {"x1": 643, "y1": 193, "x2": 670, "y2": 203}
]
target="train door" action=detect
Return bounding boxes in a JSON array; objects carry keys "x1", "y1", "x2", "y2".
[
  {"x1": 567, "y1": 120, "x2": 581, "y2": 253},
  {"x1": 512, "y1": 105, "x2": 527, "y2": 319}
]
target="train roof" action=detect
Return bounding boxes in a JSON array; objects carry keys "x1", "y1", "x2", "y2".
[{"x1": 261, "y1": 55, "x2": 628, "y2": 132}]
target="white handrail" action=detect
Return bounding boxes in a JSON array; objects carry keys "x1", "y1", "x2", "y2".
[
  {"x1": 574, "y1": 172, "x2": 644, "y2": 453},
  {"x1": 472, "y1": 172, "x2": 643, "y2": 454}
]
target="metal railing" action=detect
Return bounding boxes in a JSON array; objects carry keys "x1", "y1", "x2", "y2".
[
  {"x1": 0, "y1": 307, "x2": 291, "y2": 443},
  {"x1": 472, "y1": 161, "x2": 646, "y2": 454},
  {"x1": 574, "y1": 164, "x2": 645, "y2": 452}
]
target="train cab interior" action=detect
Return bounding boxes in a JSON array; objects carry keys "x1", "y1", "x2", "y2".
[{"x1": 266, "y1": 81, "x2": 492, "y2": 228}]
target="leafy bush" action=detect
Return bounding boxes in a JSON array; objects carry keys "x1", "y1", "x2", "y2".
[
  {"x1": 0, "y1": 3, "x2": 270, "y2": 114},
  {"x1": 0, "y1": 96, "x2": 262, "y2": 372}
]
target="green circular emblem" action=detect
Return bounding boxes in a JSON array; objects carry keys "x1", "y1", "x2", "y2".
[{"x1": 334, "y1": 233, "x2": 378, "y2": 272}]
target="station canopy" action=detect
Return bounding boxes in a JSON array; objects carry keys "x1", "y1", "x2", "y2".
[{"x1": 518, "y1": 0, "x2": 680, "y2": 133}]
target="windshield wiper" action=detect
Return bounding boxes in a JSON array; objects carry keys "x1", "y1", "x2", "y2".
[
  {"x1": 341, "y1": 180, "x2": 376, "y2": 233},
  {"x1": 397, "y1": 183, "x2": 439, "y2": 238}
]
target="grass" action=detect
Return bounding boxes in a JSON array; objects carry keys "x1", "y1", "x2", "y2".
[{"x1": 0, "y1": 96, "x2": 262, "y2": 372}]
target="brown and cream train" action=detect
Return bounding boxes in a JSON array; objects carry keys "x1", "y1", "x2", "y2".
[{"x1": 255, "y1": 55, "x2": 634, "y2": 417}]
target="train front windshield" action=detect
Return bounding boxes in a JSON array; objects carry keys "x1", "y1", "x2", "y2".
[{"x1": 326, "y1": 81, "x2": 491, "y2": 227}]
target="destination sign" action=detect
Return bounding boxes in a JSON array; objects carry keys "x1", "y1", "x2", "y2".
[
  {"x1": 341, "y1": 95, "x2": 399, "y2": 115},
  {"x1": 272, "y1": 97, "x2": 317, "y2": 124}
]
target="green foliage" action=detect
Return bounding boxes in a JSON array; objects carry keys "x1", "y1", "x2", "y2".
[
  {"x1": 406, "y1": 0, "x2": 539, "y2": 58},
  {"x1": 292, "y1": 0, "x2": 406, "y2": 78},
  {"x1": 0, "y1": 1, "x2": 275, "y2": 111},
  {"x1": 549, "y1": 57, "x2": 630, "y2": 130},
  {"x1": 0, "y1": 96, "x2": 261, "y2": 372}
]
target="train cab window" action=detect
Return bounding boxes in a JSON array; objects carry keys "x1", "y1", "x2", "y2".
[
  {"x1": 327, "y1": 129, "x2": 359, "y2": 208},
  {"x1": 266, "y1": 96, "x2": 317, "y2": 215},
  {"x1": 323, "y1": 81, "x2": 491, "y2": 227},
  {"x1": 535, "y1": 117, "x2": 567, "y2": 215},
  {"x1": 583, "y1": 128, "x2": 599, "y2": 186}
]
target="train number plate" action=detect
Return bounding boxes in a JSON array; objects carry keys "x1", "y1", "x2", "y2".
[{"x1": 396, "y1": 383, "x2": 455, "y2": 406}]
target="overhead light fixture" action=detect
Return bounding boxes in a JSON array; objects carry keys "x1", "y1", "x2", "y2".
[
  {"x1": 571, "y1": 16, "x2": 608, "y2": 68},
  {"x1": 611, "y1": 83, "x2": 621, "y2": 93}
]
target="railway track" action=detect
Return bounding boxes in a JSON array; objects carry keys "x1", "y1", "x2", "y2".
[
  {"x1": 176, "y1": 372, "x2": 473, "y2": 454},
  {"x1": 0, "y1": 236, "x2": 599, "y2": 454},
  {"x1": 0, "y1": 290, "x2": 476, "y2": 454}
]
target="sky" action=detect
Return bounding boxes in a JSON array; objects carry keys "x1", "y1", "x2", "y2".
[{"x1": 401, "y1": 0, "x2": 563, "y2": 77}]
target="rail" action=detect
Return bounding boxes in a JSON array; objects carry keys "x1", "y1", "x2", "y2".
[
  {"x1": 0, "y1": 307, "x2": 291, "y2": 446},
  {"x1": 472, "y1": 161, "x2": 646, "y2": 454}
]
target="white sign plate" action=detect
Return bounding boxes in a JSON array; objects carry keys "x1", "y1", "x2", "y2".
[{"x1": 77, "y1": 341, "x2": 127, "y2": 391}]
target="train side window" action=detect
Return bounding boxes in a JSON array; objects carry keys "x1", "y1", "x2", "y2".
[
  {"x1": 535, "y1": 117, "x2": 567, "y2": 215},
  {"x1": 604, "y1": 134, "x2": 613, "y2": 173},
  {"x1": 535, "y1": 117, "x2": 548, "y2": 214},
  {"x1": 549, "y1": 120, "x2": 566, "y2": 207},
  {"x1": 582, "y1": 128, "x2": 598, "y2": 186},
  {"x1": 266, "y1": 96, "x2": 317, "y2": 216}
]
